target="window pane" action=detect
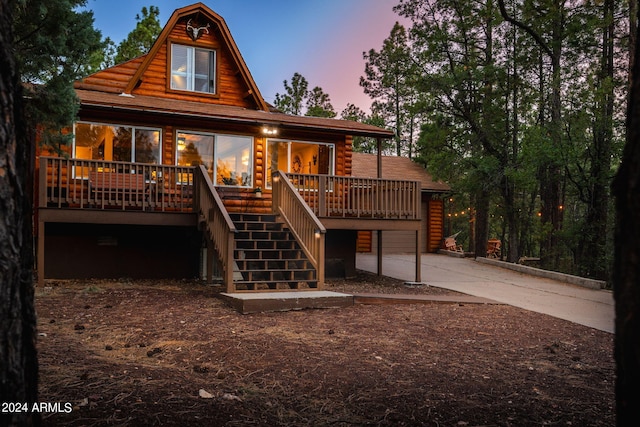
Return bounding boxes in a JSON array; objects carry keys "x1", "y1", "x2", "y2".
[
  {"x1": 112, "y1": 127, "x2": 132, "y2": 162},
  {"x1": 75, "y1": 123, "x2": 108, "y2": 161},
  {"x1": 74, "y1": 123, "x2": 132, "y2": 162},
  {"x1": 135, "y1": 129, "x2": 160, "y2": 164},
  {"x1": 171, "y1": 44, "x2": 215, "y2": 93},
  {"x1": 194, "y1": 49, "x2": 214, "y2": 93},
  {"x1": 176, "y1": 132, "x2": 214, "y2": 177},
  {"x1": 215, "y1": 135, "x2": 252, "y2": 187},
  {"x1": 266, "y1": 140, "x2": 289, "y2": 187},
  {"x1": 319, "y1": 144, "x2": 334, "y2": 175},
  {"x1": 171, "y1": 45, "x2": 191, "y2": 90}
]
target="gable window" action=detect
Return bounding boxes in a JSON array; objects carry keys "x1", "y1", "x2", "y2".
[
  {"x1": 170, "y1": 44, "x2": 216, "y2": 94},
  {"x1": 176, "y1": 131, "x2": 253, "y2": 187},
  {"x1": 266, "y1": 139, "x2": 335, "y2": 187}
]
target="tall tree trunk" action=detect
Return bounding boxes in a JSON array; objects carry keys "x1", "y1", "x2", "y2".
[
  {"x1": 540, "y1": 0, "x2": 564, "y2": 271},
  {"x1": 630, "y1": 0, "x2": 638, "y2": 88},
  {"x1": 613, "y1": 5, "x2": 640, "y2": 424},
  {"x1": 584, "y1": 0, "x2": 614, "y2": 280},
  {"x1": 0, "y1": 0, "x2": 39, "y2": 425},
  {"x1": 498, "y1": 0, "x2": 564, "y2": 270},
  {"x1": 474, "y1": 188, "x2": 490, "y2": 258}
]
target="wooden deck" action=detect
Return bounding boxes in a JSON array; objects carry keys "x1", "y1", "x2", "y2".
[{"x1": 38, "y1": 157, "x2": 423, "y2": 288}]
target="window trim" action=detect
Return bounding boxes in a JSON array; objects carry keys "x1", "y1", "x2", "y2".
[
  {"x1": 169, "y1": 42, "x2": 218, "y2": 96},
  {"x1": 265, "y1": 139, "x2": 336, "y2": 188},
  {"x1": 175, "y1": 130, "x2": 254, "y2": 188},
  {"x1": 72, "y1": 121, "x2": 162, "y2": 165}
]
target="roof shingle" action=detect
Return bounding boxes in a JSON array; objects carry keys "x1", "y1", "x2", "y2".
[{"x1": 350, "y1": 152, "x2": 450, "y2": 192}]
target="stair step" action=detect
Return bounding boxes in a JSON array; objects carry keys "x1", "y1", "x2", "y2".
[
  {"x1": 229, "y1": 213, "x2": 319, "y2": 291},
  {"x1": 230, "y1": 213, "x2": 277, "y2": 223},
  {"x1": 234, "y1": 280, "x2": 319, "y2": 291},
  {"x1": 235, "y1": 240, "x2": 299, "y2": 250},
  {"x1": 235, "y1": 260, "x2": 313, "y2": 269},
  {"x1": 236, "y1": 231, "x2": 290, "y2": 240}
]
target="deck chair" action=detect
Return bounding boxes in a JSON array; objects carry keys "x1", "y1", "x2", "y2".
[
  {"x1": 487, "y1": 239, "x2": 501, "y2": 259},
  {"x1": 444, "y1": 232, "x2": 464, "y2": 253}
]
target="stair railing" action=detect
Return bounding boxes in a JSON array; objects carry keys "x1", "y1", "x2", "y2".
[
  {"x1": 193, "y1": 165, "x2": 236, "y2": 292},
  {"x1": 272, "y1": 170, "x2": 326, "y2": 288}
]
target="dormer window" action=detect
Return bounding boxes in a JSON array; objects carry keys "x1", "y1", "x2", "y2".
[{"x1": 170, "y1": 44, "x2": 216, "y2": 94}]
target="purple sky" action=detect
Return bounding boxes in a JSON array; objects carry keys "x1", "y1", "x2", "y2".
[{"x1": 81, "y1": 0, "x2": 409, "y2": 114}]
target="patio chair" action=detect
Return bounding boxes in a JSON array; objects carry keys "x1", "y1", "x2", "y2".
[
  {"x1": 444, "y1": 232, "x2": 464, "y2": 253},
  {"x1": 487, "y1": 239, "x2": 501, "y2": 259}
]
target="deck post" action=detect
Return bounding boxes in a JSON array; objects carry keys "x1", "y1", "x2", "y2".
[
  {"x1": 37, "y1": 220, "x2": 45, "y2": 287},
  {"x1": 317, "y1": 232, "x2": 325, "y2": 289},
  {"x1": 318, "y1": 176, "x2": 326, "y2": 217},
  {"x1": 225, "y1": 232, "x2": 235, "y2": 293},
  {"x1": 376, "y1": 138, "x2": 382, "y2": 179},
  {"x1": 206, "y1": 240, "x2": 214, "y2": 284},
  {"x1": 415, "y1": 229, "x2": 422, "y2": 283},
  {"x1": 377, "y1": 229, "x2": 383, "y2": 276}
]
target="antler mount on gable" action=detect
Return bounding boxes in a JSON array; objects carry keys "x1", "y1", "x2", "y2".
[{"x1": 186, "y1": 18, "x2": 210, "y2": 41}]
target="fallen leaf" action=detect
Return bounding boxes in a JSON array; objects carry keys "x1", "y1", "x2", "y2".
[
  {"x1": 221, "y1": 393, "x2": 242, "y2": 402},
  {"x1": 199, "y1": 389, "x2": 213, "y2": 399}
]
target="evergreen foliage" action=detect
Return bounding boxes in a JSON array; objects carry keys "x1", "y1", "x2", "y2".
[
  {"x1": 12, "y1": 0, "x2": 105, "y2": 151},
  {"x1": 114, "y1": 6, "x2": 161, "y2": 63},
  {"x1": 358, "y1": 0, "x2": 630, "y2": 281}
]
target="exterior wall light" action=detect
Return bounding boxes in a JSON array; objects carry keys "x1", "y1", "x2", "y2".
[{"x1": 262, "y1": 126, "x2": 278, "y2": 136}]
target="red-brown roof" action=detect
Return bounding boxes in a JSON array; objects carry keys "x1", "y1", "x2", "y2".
[
  {"x1": 350, "y1": 152, "x2": 451, "y2": 192},
  {"x1": 76, "y1": 89, "x2": 395, "y2": 138}
]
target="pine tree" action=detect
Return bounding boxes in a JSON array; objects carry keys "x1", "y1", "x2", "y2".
[
  {"x1": 274, "y1": 72, "x2": 309, "y2": 115},
  {"x1": 114, "y1": 6, "x2": 162, "y2": 63},
  {"x1": 12, "y1": 0, "x2": 105, "y2": 151},
  {"x1": 1, "y1": 0, "x2": 39, "y2": 424}
]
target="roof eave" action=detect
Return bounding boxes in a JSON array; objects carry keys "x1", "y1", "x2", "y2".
[{"x1": 78, "y1": 101, "x2": 394, "y2": 139}]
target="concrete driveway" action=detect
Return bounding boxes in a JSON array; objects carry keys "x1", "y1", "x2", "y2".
[{"x1": 356, "y1": 253, "x2": 615, "y2": 333}]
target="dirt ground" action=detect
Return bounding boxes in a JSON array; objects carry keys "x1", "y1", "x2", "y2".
[{"x1": 36, "y1": 272, "x2": 614, "y2": 426}]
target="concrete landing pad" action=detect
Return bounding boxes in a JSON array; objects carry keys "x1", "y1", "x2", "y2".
[{"x1": 220, "y1": 291, "x2": 354, "y2": 314}]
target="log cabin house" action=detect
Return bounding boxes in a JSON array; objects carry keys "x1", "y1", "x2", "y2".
[{"x1": 36, "y1": 2, "x2": 437, "y2": 292}]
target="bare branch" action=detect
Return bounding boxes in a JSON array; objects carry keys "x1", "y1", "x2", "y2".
[{"x1": 497, "y1": 0, "x2": 553, "y2": 58}]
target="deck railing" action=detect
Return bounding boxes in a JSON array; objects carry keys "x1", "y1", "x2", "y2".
[
  {"x1": 193, "y1": 165, "x2": 236, "y2": 291},
  {"x1": 39, "y1": 157, "x2": 194, "y2": 212},
  {"x1": 287, "y1": 173, "x2": 421, "y2": 220},
  {"x1": 272, "y1": 171, "x2": 326, "y2": 287}
]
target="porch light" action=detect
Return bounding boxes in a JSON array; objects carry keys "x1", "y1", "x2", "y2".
[
  {"x1": 314, "y1": 229, "x2": 321, "y2": 238},
  {"x1": 261, "y1": 125, "x2": 278, "y2": 136}
]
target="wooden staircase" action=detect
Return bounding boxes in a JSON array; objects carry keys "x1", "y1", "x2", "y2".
[{"x1": 231, "y1": 213, "x2": 319, "y2": 291}]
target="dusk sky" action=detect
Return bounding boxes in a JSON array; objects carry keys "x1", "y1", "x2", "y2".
[{"x1": 80, "y1": 0, "x2": 409, "y2": 113}]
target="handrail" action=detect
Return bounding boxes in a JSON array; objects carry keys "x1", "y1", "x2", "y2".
[
  {"x1": 193, "y1": 165, "x2": 237, "y2": 292},
  {"x1": 38, "y1": 156, "x2": 194, "y2": 212},
  {"x1": 272, "y1": 170, "x2": 325, "y2": 287},
  {"x1": 288, "y1": 173, "x2": 421, "y2": 220}
]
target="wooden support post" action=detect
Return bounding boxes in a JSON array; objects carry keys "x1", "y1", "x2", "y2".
[
  {"x1": 377, "y1": 229, "x2": 383, "y2": 276},
  {"x1": 206, "y1": 240, "x2": 214, "y2": 284},
  {"x1": 37, "y1": 220, "x2": 45, "y2": 287},
  {"x1": 225, "y1": 232, "x2": 235, "y2": 293},
  {"x1": 415, "y1": 229, "x2": 422, "y2": 283},
  {"x1": 318, "y1": 175, "x2": 326, "y2": 217},
  {"x1": 376, "y1": 138, "x2": 383, "y2": 277},
  {"x1": 317, "y1": 233, "x2": 325, "y2": 290},
  {"x1": 376, "y1": 138, "x2": 382, "y2": 179}
]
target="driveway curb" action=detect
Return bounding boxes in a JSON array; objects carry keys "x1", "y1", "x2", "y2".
[{"x1": 475, "y1": 257, "x2": 607, "y2": 290}]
